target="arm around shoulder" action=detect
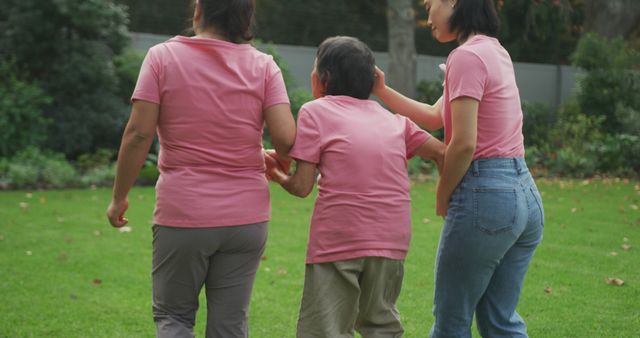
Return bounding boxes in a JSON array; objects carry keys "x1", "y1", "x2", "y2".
[{"x1": 373, "y1": 66, "x2": 444, "y2": 131}]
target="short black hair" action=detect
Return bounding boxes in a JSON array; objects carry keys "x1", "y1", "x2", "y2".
[
  {"x1": 316, "y1": 36, "x2": 375, "y2": 99},
  {"x1": 199, "y1": 0, "x2": 255, "y2": 42},
  {"x1": 449, "y1": 0, "x2": 500, "y2": 42}
]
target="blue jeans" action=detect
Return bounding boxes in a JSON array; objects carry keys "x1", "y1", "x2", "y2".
[{"x1": 430, "y1": 158, "x2": 544, "y2": 338}]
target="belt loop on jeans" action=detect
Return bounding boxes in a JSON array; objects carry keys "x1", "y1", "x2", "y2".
[
  {"x1": 472, "y1": 160, "x2": 479, "y2": 176},
  {"x1": 514, "y1": 158, "x2": 522, "y2": 174}
]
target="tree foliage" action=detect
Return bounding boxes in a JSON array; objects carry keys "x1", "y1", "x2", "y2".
[
  {"x1": 0, "y1": 0, "x2": 133, "y2": 158},
  {"x1": 0, "y1": 61, "x2": 52, "y2": 158},
  {"x1": 572, "y1": 32, "x2": 640, "y2": 133}
]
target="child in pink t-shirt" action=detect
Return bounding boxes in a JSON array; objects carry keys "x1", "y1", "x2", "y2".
[{"x1": 267, "y1": 36, "x2": 445, "y2": 337}]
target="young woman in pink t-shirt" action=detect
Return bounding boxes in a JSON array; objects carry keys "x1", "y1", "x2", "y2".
[
  {"x1": 106, "y1": 0, "x2": 295, "y2": 337},
  {"x1": 374, "y1": 0, "x2": 545, "y2": 337},
  {"x1": 267, "y1": 36, "x2": 445, "y2": 337}
]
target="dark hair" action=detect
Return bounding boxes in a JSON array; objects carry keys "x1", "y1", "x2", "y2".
[
  {"x1": 449, "y1": 0, "x2": 500, "y2": 42},
  {"x1": 199, "y1": 0, "x2": 255, "y2": 42},
  {"x1": 316, "y1": 36, "x2": 375, "y2": 99}
]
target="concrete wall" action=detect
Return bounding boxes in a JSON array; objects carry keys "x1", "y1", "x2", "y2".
[{"x1": 130, "y1": 32, "x2": 579, "y2": 107}]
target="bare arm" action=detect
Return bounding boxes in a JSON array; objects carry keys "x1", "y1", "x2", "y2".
[
  {"x1": 107, "y1": 100, "x2": 159, "y2": 227},
  {"x1": 264, "y1": 103, "x2": 296, "y2": 160},
  {"x1": 436, "y1": 97, "x2": 478, "y2": 216},
  {"x1": 414, "y1": 137, "x2": 446, "y2": 174},
  {"x1": 268, "y1": 159, "x2": 317, "y2": 198},
  {"x1": 373, "y1": 67, "x2": 444, "y2": 131}
]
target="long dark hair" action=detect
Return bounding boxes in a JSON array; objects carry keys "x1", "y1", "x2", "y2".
[
  {"x1": 316, "y1": 36, "x2": 376, "y2": 99},
  {"x1": 198, "y1": 0, "x2": 255, "y2": 42},
  {"x1": 449, "y1": 0, "x2": 499, "y2": 42}
]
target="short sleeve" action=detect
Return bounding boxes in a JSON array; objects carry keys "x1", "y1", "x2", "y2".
[
  {"x1": 263, "y1": 58, "x2": 290, "y2": 109},
  {"x1": 403, "y1": 117, "x2": 430, "y2": 159},
  {"x1": 288, "y1": 108, "x2": 321, "y2": 164},
  {"x1": 131, "y1": 48, "x2": 161, "y2": 104},
  {"x1": 446, "y1": 49, "x2": 487, "y2": 102}
]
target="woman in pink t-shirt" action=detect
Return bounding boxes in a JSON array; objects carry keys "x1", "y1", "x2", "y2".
[
  {"x1": 374, "y1": 0, "x2": 544, "y2": 337},
  {"x1": 106, "y1": 0, "x2": 295, "y2": 337},
  {"x1": 268, "y1": 36, "x2": 445, "y2": 337}
]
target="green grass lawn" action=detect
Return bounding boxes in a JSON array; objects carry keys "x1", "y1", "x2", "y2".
[{"x1": 1, "y1": 179, "x2": 639, "y2": 337}]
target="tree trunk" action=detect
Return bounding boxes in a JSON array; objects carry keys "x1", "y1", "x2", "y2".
[
  {"x1": 583, "y1": 0, "x2": 640, "y2": 38},
  {"x1": 387, "y1": 0, "x2": 416, "y2": 98}
]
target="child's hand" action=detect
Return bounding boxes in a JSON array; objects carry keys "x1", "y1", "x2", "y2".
[
  {"x1": 265, "y1": 154, "x2": 289, "y2": 184},
  {"x1": 263, "y1": 149, "x2": 291, "y2": 181},
  {"x1": 372, "y1": 66, "x2": 387, "y2": 97},
  {"x1": 265, "y1": 149, "x2": 292, "y2": 174}
]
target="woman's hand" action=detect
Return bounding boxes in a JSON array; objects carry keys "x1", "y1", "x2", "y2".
[
  {"x1": 372, "y1": 66, "x2": 387, "y2": 97},
  {"x1": 107, "y1": 198, "x2": 129, "y2": 228},
  {"x1": 263, "y1": 149, "x2": 291, "y2": 181},
  {"x1": 264, "y1": 149, "x2": 291, "y2": 183}
]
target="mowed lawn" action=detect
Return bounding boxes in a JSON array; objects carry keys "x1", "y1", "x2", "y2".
[{"x1": 0, "y1": 179, "x2": 638, "y2": 337}]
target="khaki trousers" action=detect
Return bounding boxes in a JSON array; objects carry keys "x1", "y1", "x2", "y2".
[{"x1": 297, "y1": 257, "x2": 405, "y2": 338}]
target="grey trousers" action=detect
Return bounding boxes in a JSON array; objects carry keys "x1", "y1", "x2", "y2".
[
  {"x1": 296, "y1": 257, "x2": 405, "y2": 338},
  {"x1": 152, "y1": 222, "x2": 268, "y2": 338}
]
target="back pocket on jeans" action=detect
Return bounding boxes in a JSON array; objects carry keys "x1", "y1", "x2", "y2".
[{"x1": 472, "y1": 188, "x2": 517, "y2": 235}]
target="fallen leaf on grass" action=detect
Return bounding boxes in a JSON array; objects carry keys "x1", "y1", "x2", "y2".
[
  {"x1": 630, "y1": 204, "x2": 638, "y2": 211},
  {"x1": 39, "y1": 197, "x2": 46, "y2": 204},
  {"x1": 610, "y1": 251, "x2": 618, "y2": 256},
  {"x1": 25, "y1": 250, "x2": 32, "y2": 256},
  {"x1": 94, "y1": 230, "x2": 101, "y2": 236},
  {"x1": 92, "y1": 279, "x2": 102, "y2": 285},
  {"x1": 118, "y1": 226, "x2": 132, "y2": 233},
  {"x1": 623, "y1": 237, "x2": 629, "y2": 242},
  {"x1": 422, "y1": 218, "x2": 432, "y2": 224},
  {"x1": 19, "y1": 202, "x2": 29, "y2": 211},
  {"x1": 277, "y1": 268, "x2": 288, "y2": 276},
  {"x1": 544, "y1": 287, "x2": 552, "y2": 294},
  {"x1": 25, "y1": 193, "x2": 33, "y2": 199},
  {"x1": 69, "y1": 293, "x2": 78, "y2": 300},
  {"x1": 571, "y1": 207, "x2": 578, "y2": 213},
  {"x1": 622, "y1": 244, "x2": 631, "y2": 251},
  {"x1": 605, "y1": 278, "x2": 624, "y2": 286},
  {"x1": 264, "y1": 267, "x2": 271, "y2": 272},
  {"x1": 261, "y1": 255, "x2": 268, "y2": 261}
]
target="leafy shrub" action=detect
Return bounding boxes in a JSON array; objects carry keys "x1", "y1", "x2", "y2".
[
  {"x1": 76, "y1": 149, "x2": 116, "y2": 174},
  {"x1": 522, "y1": 101, "x2": 556, "y2": 148},
  {"x1": 80, "y1": 164, "x2": 116, "y2": 187},
  {"x1": 137, "y1": 164, "x2": 159, "y2": 186},
  {"x1": 416, "y1": 79, "x2": 443, "y2": 105},
  {"x1": 0, "y1": 61, "x2": 52, "y2": 157},
  {"x1": 114, "y1": 48, "x2": 145, "y2": 104},
  {"x1": 591, "y1": 134, "x2": 640, "y2": 177},
  {"x1": 572, "y1": 33, "x2": 640, "y2": 133},
  {"x1": 2, "y1": 147, "x2": 77, "y2": 189}
]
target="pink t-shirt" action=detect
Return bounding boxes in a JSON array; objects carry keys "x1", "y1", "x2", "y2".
[
  {"x1": 132, "y1": 36, "x2": 290, "y2": 227},
  {"x1": 442, "y1": 35, "x2": 525, "y2": 159},
  {"x1": 289, "y1": 95, "x2": 430, "y2": 264}
]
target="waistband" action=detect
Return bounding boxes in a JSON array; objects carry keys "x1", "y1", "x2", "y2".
[{"x1": 469, "y1": 157, "x2": 528, "y2": 175}]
